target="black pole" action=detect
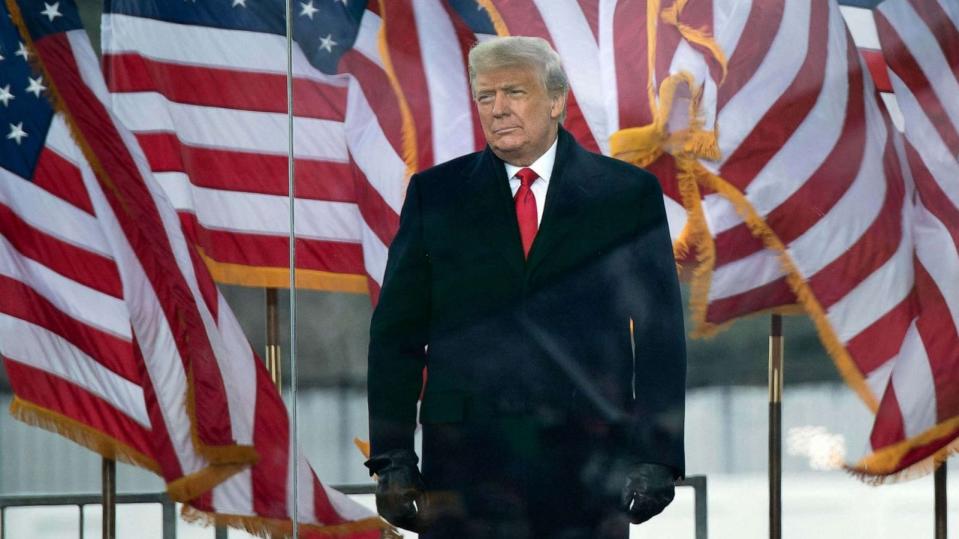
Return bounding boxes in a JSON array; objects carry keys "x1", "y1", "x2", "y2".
[
  {"x1": 769, "y1": 314, "x2": 783, "y2": 539},
  {"x1": 935, "y1": 461, "x2": 947, "y2": 539},
  {"x1": 101, "y1": 458, "x2": 116, "y2": 539}
]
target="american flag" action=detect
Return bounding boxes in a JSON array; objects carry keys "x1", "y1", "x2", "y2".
[
  {"x1": 0, "y1": 0, "x2": 382, "y2": 535},
  {"x1": 479, "y1": 0, "x2": 958, "y2": 478},
  {"x1": 101, "y1": 0, "x2": 421, "y2": 301}
]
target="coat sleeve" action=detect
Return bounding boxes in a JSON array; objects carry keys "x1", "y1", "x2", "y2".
[
  {"x1": 368, "y1": 175, "x2": 430, "y2": 456},
  {"x1": 626, "y1": 173, "x2": 687, "y2": 478}
]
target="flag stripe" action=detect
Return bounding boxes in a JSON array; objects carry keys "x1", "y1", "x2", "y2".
[
  {"x1": 32, "y1": 146, "x2": 95, "y2": 214},
  {"x1": 104, "y1": 53, "x2": 348, "y2": 120}
]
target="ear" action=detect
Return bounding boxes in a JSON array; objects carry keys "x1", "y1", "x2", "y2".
[{"x1": 549, "y1": 93, "x2": 566, "y2": 120}]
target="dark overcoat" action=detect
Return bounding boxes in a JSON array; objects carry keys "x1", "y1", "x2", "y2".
[{"x1": 368, "y1": 128, "x2": 686, "y2": 538}]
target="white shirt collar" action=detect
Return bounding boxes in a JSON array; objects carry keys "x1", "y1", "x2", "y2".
[{"x1": 504, "y1": 135, "x2": 558, "y2": 185}]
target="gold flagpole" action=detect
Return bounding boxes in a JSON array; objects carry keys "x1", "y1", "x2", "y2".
[
  {"x1": 266, "y1": 288, "x2": 282, "y2": 391},
  {"x1": 935, "y1": 462, "x2": 947, "y2": 539}
]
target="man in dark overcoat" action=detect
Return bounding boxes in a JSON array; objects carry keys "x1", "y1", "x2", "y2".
[{"x1": 365, "y1": 36, "x2": 686, "y2": 539}]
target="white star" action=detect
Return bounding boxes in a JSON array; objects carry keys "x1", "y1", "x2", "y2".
[
  {"x1": 7, "y1": 122, "x2": 27, "y2": 145},
  {"x1": 25, "y1": 76, "x2": 46, "y2": 97},
  {"x1": 300, "y1": 0, "x2": 318, "y2": 18},
  {"x1": 0, "y1": 85, "x2": 13, "y2": 107},
  {"x1": 232, "y1": 0, "x2": 246, "y2": 6},
  {"x1": 318, "y1": 33, "x2": 337, "y2": 53},
  {"x1": 41, "y1": 2, "x2": 62, "y2": 22},
  {"x1": 15, "y1": 42, "x2": 29, "y2": 60}
]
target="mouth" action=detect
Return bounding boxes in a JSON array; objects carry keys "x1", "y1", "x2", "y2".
[{"x1": 494, "y1": 126, "x2": 519, "y2": 135}]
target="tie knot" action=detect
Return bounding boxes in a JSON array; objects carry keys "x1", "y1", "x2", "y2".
[{"x1": 515, "y1": 167, "x2": 538, "y2": 189}]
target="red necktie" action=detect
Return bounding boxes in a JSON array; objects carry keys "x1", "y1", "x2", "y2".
[{"x1": 514, "y1": 167, "x2": 538, "y2": 258}]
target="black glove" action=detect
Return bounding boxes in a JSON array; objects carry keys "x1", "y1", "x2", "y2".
[
  {"x1": 364, "y1": 449, "x2": 428, "y2": 532},
  {"x1": 620, "y1": 462, "x2": 675, "y2": 524}
]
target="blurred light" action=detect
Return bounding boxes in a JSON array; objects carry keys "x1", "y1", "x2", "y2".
[{"x1": 787, "y1": 425, "x2": 846, "y2": 471}]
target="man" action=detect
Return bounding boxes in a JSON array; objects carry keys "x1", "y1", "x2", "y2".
[{"x1": 366, "y1": 36, "x2": 686, "y2": 539}]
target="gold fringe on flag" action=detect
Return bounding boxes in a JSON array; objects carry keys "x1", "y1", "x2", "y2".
[{"x1": 182, "y1": 505, "x2": 390, "y2": 538}]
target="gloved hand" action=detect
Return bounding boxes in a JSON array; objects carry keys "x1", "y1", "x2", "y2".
[
  {"x1": 364, "y1": 449, "x2": 428, "y2": 532},
  {"x1": 620, "y1": 462, "x2": 675, "y2": 524}
]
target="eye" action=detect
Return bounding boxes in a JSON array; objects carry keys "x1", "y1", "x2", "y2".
[
  {"x1": 509, "y1": 89, "x2": 525, "y2": 96},
  {"x1": 476, "y1": 94, "x2": 494, "y2": 104}
]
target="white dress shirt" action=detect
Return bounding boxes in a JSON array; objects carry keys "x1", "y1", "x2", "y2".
[{"x1": 504, "y1": 136, "x2": 558, "y2": 227}]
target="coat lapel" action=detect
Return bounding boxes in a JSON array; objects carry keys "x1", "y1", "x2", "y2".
[
  {"x1": 525, "y1": 129, "x2": 595, "y2": 277},
  {"x1": 465, "y1": 147, "x2": 526, "y2": 276}
]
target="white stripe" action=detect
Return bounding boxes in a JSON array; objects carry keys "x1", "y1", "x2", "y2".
[
  {"x1": 69, "y1": 31, "x2": 112, "y2": 107},
  {"x1": 890, "y1": 321, "x2": 937, "y2": 438},
  {"x1": 828, "y1": 225, "x2": 914, "y2": 343},
  {"x1": 663, "y1": 195, "x2": 687, "y2": 243},
  {"x1": 708, "y1": 4, "x2": 850, "y2": 235},
  {"x1": 914, "y1": 200, "x2": 959, "y2": 336},
  {"x1": 111, "y1": 93, "x2": 349, "y2": 162},
  {"x1": 345, "y1": 76, "x2": 407, "y2": 214},
  {"x1": 839, "y1": 6, "x2": 881, "y2": 50},
  {"x1": 890, "y1": 72, "x2": 959, "y2": 207},
  {"x1": 789, "y1": 92, "x2": 889, "y2": 279},
  {"x1": 713, "y1": 0, "x2": 754, "y2": 64},
  {"x1": 362, "y1": 220, "x2": 389, "y2": 286},
  {"x1": 0, "y1": 169, "x2": 111, "y2": 259},
  {"x1": 212, "y1": 468, "x2": 254, "y2": 517},
  {"x1": 709, "y1": 248, "x2": 784, "y2": 301},
  {"x1": 598, "y1": 0, "x2": 620, "y2": 136},
  {"x1": 666, "y1": 40, "x2": 717, "y2": 132},
  {"x1": 213, "y1": 293, "x2": 257, "y2": 445},
  {"x1": 880, "y1": 0, "x2": 959, "y2": 134},
  {"x1": 534, "y1": 0, "x2": 609, "y2": 153},
  {"x1": 101, "y1": 14, "x2": 352, "y2": 85},
  {"x1": 413, "y1": 0, "x2": 476, "y2": 165},
  {"x1": 80, "y1": 151, "x2": 201, "y2": 477},
  {"x1": 354, "y1": 9, "x2": 386, "y2": 70},
  {"x1": 0, "y1": 315, "x2": 149, "y2": 428},
  {"x1": 0, "y1": 235, "x2": 131, "y2": 339},
  {"x1": 155, "y1": 172, "x2": 363, "y2": 242},
  {"x1": 287, "y1": 444, "x2": 315, "y2": 521},
  {"x1": 866, "y1": 357, "x2": 896, "y2": 405},
  {"x1": 717, "y1": 0, "x2": 811, "y2": 160}
]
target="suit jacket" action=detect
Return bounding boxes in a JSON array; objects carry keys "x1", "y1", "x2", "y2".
[{"x1": 368, "y1": 127, "x2": 686, "y2": 498}]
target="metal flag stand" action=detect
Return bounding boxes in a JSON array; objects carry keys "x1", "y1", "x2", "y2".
[
  {"x1": 935, "y1": 462, "x2": 947, "y2": 539},
  {"x1": 768, "y1": 314, "x2": 784, "y2": 539},
  {"x1": 101, "y1": 458, "x2": 116, "y2": 539}
]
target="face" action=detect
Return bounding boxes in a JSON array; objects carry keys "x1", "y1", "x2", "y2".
[{"x1": 473, "y1": 65, "x2": 565, "y2": 166}]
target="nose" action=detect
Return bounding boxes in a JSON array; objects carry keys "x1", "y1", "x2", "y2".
[{"x1": 491, "y1": 91, "x2": 509, "y2": 117}]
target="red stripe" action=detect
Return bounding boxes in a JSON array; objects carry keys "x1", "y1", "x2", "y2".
[
  {"x1": 368, "y1": 278, "x2": 381, "y2": 306},
  {"x1": 614, "y1": 0, "x2": 653, "y2": 129},
  {"x1": 577, "y1": 0, "x2": 599, "y2": 42},
  {"x1": 312, "y1": 472, "x2": 348, "y2": 526},
  {"x1": 676, "y1": 3, "x2": 724, "y2": 86},
  {"x1": 0, "y1": 276, "x2": 138, "y2": 382},
  {"x1": 845, "y1": 291, "x2": 916, "y2": 377},
  {"x1": 354, "y1": 166, "x2": 400, "y2": 247},
  {"x1": 252, "y1": 362, "x2": 290, "y2": 519},
  {"x1": 339, "y1": 50, "x2": 407, "y2": 160},
  {"x1": 870, "y1": 382, "x2": 906, "y2": 450},
  {"x1": 807, "y1": 123, "x2": 905, "y2": 310},
  {"x1": 492, "y1": 1, "x2": 601, "y2": 152},
  {"x1": 719, "y1": 0, "x2": 831, "y2": 193},
  {"x1": 4, "y1": 359, "x2": 154, "y2": 459},
  {"x1": 715, "y1": 34, "x2": 868, "y2": 266},
  {"x1": 859, "y1": 48, "x2": 893, "y2": 93},
  {"x1": 178, "y1": 213, "x2": 366, "y2": 275},
  {"x1": 134, "y1": 132, "x2": 356, "y2": 202},
  {"x1": 32, "y1": 148, "x2": 94, "y2": 215},
  {"x1": 705, "y1": 276, "x2": 796, "y2": 326},
  {"x1": 645, "y1": 154, "x2": 681, "y2": 203},
  {"x1": 907, "y1": 0, "x2": 959, "y2": 88},
  {"x1": 876, "y1": 10, "x2": 959, "y2": 156},
  {"x1": 35, "y1": 34, "x2": 236, "y2": 447},
  {"x1": 914, "y1": 262, "x2": 959, "y2": 421},
  {"x1": 908, "y1": 135, "x2": 959, "y2": 255},
  {"x1": 443, "y1": 1, "x2": 487, "y2": 153},
  {"x1": 717, "y1": 0, "x2": 785, "y2": 111},
  {"x1": 896, "y1": 423, "x2": 959, "y2": 472},
  {"x1": 103, "y1": 53, "x2": 347, "y2": 120},
  {"x1": 384, "y1": 0, "x2": 434, "y2": 168},
  {"x1": 0, "y1": 203, "x2": 123, "y2": 297},
  {"x1": 189, "y1": 239, "x2": 219, "y2": 322}
]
